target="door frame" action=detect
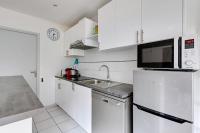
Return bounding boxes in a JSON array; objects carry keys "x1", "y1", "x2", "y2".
[{"x1": 0, "y1": 26, "x2": 40, "y2": 97}]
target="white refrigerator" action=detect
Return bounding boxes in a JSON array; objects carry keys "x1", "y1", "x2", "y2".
[{"x1": 133, "y1": 70, "x2": 200, "y2": 133}]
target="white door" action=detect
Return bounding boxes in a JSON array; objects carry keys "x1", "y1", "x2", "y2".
[
  {"x1": 141, "y1": 0, "x2": 182, "y2": 43},
  {"x1": 0, "y1": 28, "x2": 38, "y2": 94},
  {"x1": 115, "y1": 0, "x2": 141, "y2": 47}
]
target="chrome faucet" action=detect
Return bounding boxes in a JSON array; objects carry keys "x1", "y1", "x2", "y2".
[{"x1": 99, "y1": 65, "x2": 110, "y2": 81}]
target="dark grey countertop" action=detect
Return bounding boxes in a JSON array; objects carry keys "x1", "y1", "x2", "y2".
[
  {"x1": 0, "y1": 76, "x2": 43, "y2": 118},
  {"x1": 55, "y1": 76, "x2": 133, "y2": 99}
]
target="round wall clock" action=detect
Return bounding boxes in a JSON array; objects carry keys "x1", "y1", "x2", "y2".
[{"x1": 47, "y1": 28, "x2": 60, "y2": 41}]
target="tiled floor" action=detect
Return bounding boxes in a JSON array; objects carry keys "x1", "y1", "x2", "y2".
[{"x1": 33, "y1": 105, "x2": 87, "y2": 133}]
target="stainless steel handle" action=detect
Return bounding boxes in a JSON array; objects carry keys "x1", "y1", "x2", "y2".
[
  {"x1": 72, "y1": 83, "x2": 75, "y2": 91},
  {"x1": 136, "y1": 31, "x2": 139, "y2": 44},
  {"x1": 141, "y1": 29, "x2": 144, "y2": 43},
  {"x1": 58, "y1": 83, "x2": 61, "y2": 90},
  {"x1": 30, "y1": 70, "x2": 37, "y2": 78}
]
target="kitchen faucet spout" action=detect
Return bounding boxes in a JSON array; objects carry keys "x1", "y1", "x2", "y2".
[{"x1": 99, "y1": 65, "x2": 110, "y2": 81}]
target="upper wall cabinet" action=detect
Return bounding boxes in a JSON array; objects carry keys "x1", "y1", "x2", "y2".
[
  {"x1": 64, "y1": 25, "x2": 84, "y2": 57},
  {"x1": 98, "y1": 2, "x2": 116, "y2": 50},
  {"x1": 141, "y1": 0, "x2": 182, "y2": 43},
  {"x1": 98, "y1": 0, "x2": 183, "y2": 50},
  {"x1": 64, "y1": 18, "x2": 98, "y2": 57},
  {"x1": 98, "y1": 0, "x2": 141, "y2": 50}
]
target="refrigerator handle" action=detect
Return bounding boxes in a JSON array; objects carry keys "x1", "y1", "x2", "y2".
[{"x1": 133, "y1": 103, "x2": 192, "y2": 124}]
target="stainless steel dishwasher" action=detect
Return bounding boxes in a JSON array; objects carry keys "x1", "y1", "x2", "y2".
[{"x1": 92, "y1": 90, "x2": 132, "y2": 133}]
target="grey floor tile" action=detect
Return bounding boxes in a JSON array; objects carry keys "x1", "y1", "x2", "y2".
[
  {"x1": 67, "y1": 126, "x2": 87, "y2": 133},
  {"x1": 46, "y1": 105, "x2": 60, "y2": 112},
  {"x1": 35, "y1": 118, "x2": 56, "y2": 131},
  {"x1": 58, "y1": 119, "x2": 78, "y2": 133},
  {"x1": 49, "y1": 108, "x2": 66, "y2": 117},
  {"x1": 53, "y1": 113, "x2": 71, "y2": 124},
  {"x1": 33, "y1": 111, "x2": 51, "y2": 123},
  {"x1": 38, "y1": 126, "x2": 61, "y2": 133},
  {"x1": 33, "y1": 121, "x2": 38, "y2": 133}
]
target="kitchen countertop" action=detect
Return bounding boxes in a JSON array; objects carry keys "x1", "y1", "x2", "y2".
[
  {"x1": 0, "y1": 76, "x2": 43, "y2": 119},
  {"x1": 55, "y1": 76, "x2": 133, "y2": 99}
]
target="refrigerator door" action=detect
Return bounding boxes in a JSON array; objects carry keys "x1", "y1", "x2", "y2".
[
  {"x1": 133, "y1": 105, "x2": 192, "y2": 133},
  {"x1": 133, "y1": 70, "x2": 193, "y2": 122}
]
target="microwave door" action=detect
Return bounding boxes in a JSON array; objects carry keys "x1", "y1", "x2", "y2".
[{"x1": 137, "y1": 38, "x2": 175, "y2": 69}]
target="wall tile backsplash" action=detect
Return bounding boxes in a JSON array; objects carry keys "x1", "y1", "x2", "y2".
[{"x1": 78, "y1": 46, "x2": 138, "y2": 84}]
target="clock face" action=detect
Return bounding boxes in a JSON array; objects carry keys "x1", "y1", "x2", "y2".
[{"x1": 47, "y1": 28, "x2": 60, "y2": 41}]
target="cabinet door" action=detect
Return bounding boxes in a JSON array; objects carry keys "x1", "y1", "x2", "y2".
[
  {"x1": 64, "y1": 28, "x2": 84, "y2": 57},
  {"x1": 142, "y1": 0, "x2": 182, "y2": 43},
  {"x1": 64, "y1": 30, "x2": 71, "y2": 56},
  {"x1": 98, "y1": 1, "x2": 116, "y2": 50},
  {"x1": 74, "y1": 84, "x2": 92, "y2": 133},
  {"x1": 115, "y1": 0, "x2": 141, "y2": 47},
  {"x1": 59, "y1": 80, "x2": 74, "y2": 117},
  {"x1": 55, "y1": 79, "x2": 63, "y2": 107}
]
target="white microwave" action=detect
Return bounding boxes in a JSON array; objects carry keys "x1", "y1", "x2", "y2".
[{"x1": 137, "y1": 35, "x2": 200, "y2": 70}]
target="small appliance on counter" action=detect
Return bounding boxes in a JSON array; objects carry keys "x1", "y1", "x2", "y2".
[
  {"x1": 137, "y1": 35, "x2": 200, "y2": 70},
  {"x1": 65, "y1": 68, "x2": 80, "y2": 81}
]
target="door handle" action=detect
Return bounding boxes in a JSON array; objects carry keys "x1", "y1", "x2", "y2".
[{"x1": 30, "y1": 71, "x2": 37, "y2": 78}]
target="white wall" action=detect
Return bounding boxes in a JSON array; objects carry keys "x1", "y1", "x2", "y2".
[
  {"x1": 0, "y1": 6, "x2": 71, "y2": 106},
  {"x1": 78, "y1": 46, "x2": 138, "y2": 84}
]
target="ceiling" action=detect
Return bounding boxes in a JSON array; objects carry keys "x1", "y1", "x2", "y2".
[{"x1": 0, "y1": 0, "x2": 110, "y2": 27}]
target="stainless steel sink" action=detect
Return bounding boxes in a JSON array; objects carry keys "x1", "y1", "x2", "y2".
[
  {"x1": 78, "y1": 79, "x2": 121, "y2": 89},
  {"x1": 78, "y1": 79, "x2": 103, "y2": 85}
]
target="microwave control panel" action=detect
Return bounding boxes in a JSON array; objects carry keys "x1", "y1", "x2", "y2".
[{"x1": 182, "y1": 35, "x2": 200, "y2": 70}]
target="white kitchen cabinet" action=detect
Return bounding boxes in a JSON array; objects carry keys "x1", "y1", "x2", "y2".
[
  {"x1": 99, "y1": 0, "x2": 141, "y2": 50},
  {"x1": 55, "y1": 79, "x2": 75, "y2": 117},
  {"x1": 55, "y1": 79, "x2": 91, "y2": 133},
  {"x1": 64, "y1": 18, "x2": 98, "y2": 56},
  {"x1": 141, "y1": 0, "x2": 182, "y2": 43},
  {"x1": 98, "y1": 0, "x2": 183, "y2": 49},
  {"x1": 115, "y1": 0, "x2": 141, "y2": 47},
  {"x1": 73, "y1": 84, "x2": 92, "y2": 133},
  {"x1": 64, "y1": 27, "x2": 84, "y2": 57},
  {"x1": 98, "y1": 1, "x2": 116, "y2": 50},
  {"x1": 55, "y1": 78, "x2": 64, "y2": 107}
]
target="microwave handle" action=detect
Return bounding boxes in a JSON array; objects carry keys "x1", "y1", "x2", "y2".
[
  {"x1": 141, "y1": 29, "x2": 144, "y2": 43},
  {"x1": 178, "y1": 37, "x2": 182, "y2": 68}
]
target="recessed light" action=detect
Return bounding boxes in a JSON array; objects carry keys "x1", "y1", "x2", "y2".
[{"x1": 53, "y1": 4, "x2": 58, "y2": 7}]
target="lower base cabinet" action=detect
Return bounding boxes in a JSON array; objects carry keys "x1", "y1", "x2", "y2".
[{"x1": 55, "y1": 79, "x2": 91, "y2": 133}]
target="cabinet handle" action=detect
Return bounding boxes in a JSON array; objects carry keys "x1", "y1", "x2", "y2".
[
  {"x1": 136, "y1": 31, "x2": 139, "y2": 44},
  {"x1": 58, "y1": 83, "x2": 61, "y2": 90},
  {"x1": 72, "y1": 83, "x2": 75, "y2": 91},
  {"x1": 141, "y1": 29, "x2": 144, "y2": 43}
]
